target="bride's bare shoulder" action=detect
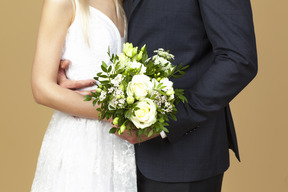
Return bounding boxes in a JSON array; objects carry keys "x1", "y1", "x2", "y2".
[
  {"x1": 41, "y1": 0, "x2": 74, "y2": 24},
  {"x1": 43, "y1": 0, "x2": 74, "y2": 10}
]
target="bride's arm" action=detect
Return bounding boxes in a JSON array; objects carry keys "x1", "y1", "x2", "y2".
[{"x1": 31, "y1": 0, "x2": 106, "y2": 120}]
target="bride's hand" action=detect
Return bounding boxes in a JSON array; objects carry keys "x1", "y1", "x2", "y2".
[
  {"x1": 57, "y1": 59, "x2": 96, "y2": 96},
  {"x1": 115, "y1": 129, "x2": 160, "y2": 144}
]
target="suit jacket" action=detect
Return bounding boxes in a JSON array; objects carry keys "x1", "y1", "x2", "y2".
[{"x1": 123, "y1": 0, "x2": 257, "y2": 182}]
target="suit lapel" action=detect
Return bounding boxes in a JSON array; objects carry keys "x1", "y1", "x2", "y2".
[{"x1": 128, "y1": 0, "x2": 142, "y2": 22}]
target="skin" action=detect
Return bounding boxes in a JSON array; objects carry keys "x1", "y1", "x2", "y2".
[
  {"x1": 58, "y1": 60, "x2": 160, "y2": 144},
  {"x1": 31, "y1": 0, "x2": 160, "y2": 143},
  {"x1": 31, "y1": 0, "x2": 123, "y2": 121}
]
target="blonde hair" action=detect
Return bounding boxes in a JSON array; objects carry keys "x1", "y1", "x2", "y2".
[{"x1": 73, "y1": 0, "x2": 126, "y2": 45}]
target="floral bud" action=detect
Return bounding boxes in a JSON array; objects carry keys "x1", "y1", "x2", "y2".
[
  {"x1": 132, "y1": 47, "x2": 138, "y2": 57},
  {"x1": 157, "y1": 77, "x2": 162, "y2": 82},
  {"x1": 120, "y1": 124, "x2": 126, "y2": 133},
  {"x1": 168, "y1": 95, "x2": 174, "y2": 101},
  {"x1": 166, "y1": 89, "x2": 174, "y2": 96},
  {"x1": 116, "y1": 95, "x2": 121, "y2": 99},
  {"x1": 121, "y1": 95, "x2": 125, "y2": 99},
  {"x1": 96, "y1": 88, "x2": 102, "y2": 93},
  {"x1": 113, "y1": 117, "x2": 119, "y2": 125},
  {"x1": 157, "y1": 72, "x2": 160, "y2": 76},
  {"x1": 98, "y1": 84, "x2": 103, "y2": 89},
  {"x1": 137, "y1": 51, "x2": 143, "y2": 61},
  {"x1": 119, "y1": 84, "x2": 124, "y2": 90},
  {"x1": 123, "y1": 43, "x2": 133, "y2": 57},
  {"x1": 141, "y1": 44, "x2": 146, "y2": 52},
  {"x1": 127, "y1": 96, "x2": 135, "y2": 104}
]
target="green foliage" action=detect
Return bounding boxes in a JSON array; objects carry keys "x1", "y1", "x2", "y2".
[{"x1": 84, "y1": 43, "x2": 190, "y2": 141}]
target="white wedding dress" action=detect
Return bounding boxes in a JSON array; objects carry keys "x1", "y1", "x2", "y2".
[{"x1": 31, "y1": 2, "x2": 137, "y2": 192}]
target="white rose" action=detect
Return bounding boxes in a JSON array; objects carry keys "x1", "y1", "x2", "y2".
[
  {"x1": 160, "y1": 78, "x2": 173, "y2": 92},
  {"x1": 128, "y1": 60, "x2": 147, "y2": 74},
  {"x1": 127, "y1": 75, "x2": 153, "y2": 100},
  {"x1": 129, "y1": 98, "x2": 157, "y2": 129}
]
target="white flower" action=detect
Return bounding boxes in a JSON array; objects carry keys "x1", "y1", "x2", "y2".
[
  {"x1": 153, "y1": 55, "x2": 171, "y2": 67},
  {"x1": 154, "y1": 48, "x2": 175, "y2": 60},
  {"x1": 111, "y1": 74, "x2": 123, "y2": 87},
  {"x1": 117, "y1": 98, "x2": 126, "y2": 108},
  {"x1": 127, "y1": 75, "x2": 153, "y2": 100},
  {"x1": 127, "y1": 61, "x2": 147, "y2": 74},
  {"x1": 168, "y1": 94, "x2": 174, "y2": 101},
  {"x1": 162, "y1": 63, "x2": 174, "y2": 72},
  {"x1": 108, "y1": 87, "x2": 114, "y2": 94},
  {"x1": 117, "y1": 53, "x2": 130, "y2": 70},
  {"x1": 108, "y1": 98, "x2": 117, "y2": 110},
  {"x1": 163, "y1": 101, "x2": 173, "y2": 113},
  {"x1": 160, "y1": 78, "x2": 173, "y2": 92},
  {"x1": 129, "y1": 98, "x2": 157, "y2": 129},
  {"x1": 115, "y1": 88, "x2": 124, "y2": 97},
  {"x1": 99, "y1": 91, "x2": 107, "y2": 101}
]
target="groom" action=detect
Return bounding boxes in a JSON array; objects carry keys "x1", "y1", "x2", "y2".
[{"x1": 58, "y1": 0, "x2": 257, "y2": 191}]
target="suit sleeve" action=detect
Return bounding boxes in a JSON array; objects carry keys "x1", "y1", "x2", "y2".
[{"x1": 166, "y1": 0, "x2": 258, "y2": 143}]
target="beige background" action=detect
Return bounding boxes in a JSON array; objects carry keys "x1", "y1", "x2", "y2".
[{"x1": 1, "y1": 0, "x2": 287, "y2": 191}]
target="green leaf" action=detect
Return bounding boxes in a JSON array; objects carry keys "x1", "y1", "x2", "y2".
[
  {"x1": 91, "y1": 92, "x2": 97, "y2": 98},
  {"x1": 92, "y1": 99, "x2": 97, "y2": 106},
  {"x1": 148, "y1": 130, "x2": 154, "y2": 137},
  {"x1": 172, "y1": 75, "x2": 182, "y2": 78},
  {"x1": 102, "y1": 61, "x2": 108, "y2": 68},
  {"x1": 98, "y1": 74, "x2": 108, "y2": 78},
  {"x1": 109, "y1": 127, "x2": 117, "y2": 133},
  {"x1": 101, "y1": 66, "x2": 107, "y2": 72},
  {"x1": 107, "y1": 47, "x2": 111, "y2": 57},
  {"x1": 84, "y1": 95, "x2": 91, "y2": 101},
  {"x1": 108, "y1": 65, "x2": 112, "y2": 73},
  {"x1": 163, "y1": 127, "x2": 169, "y2": 133},
  {"x1": 177, "y1": 63, "x2": 182, "y2": 70},
  {"x1": 155, "y1": 89, "x2": 167, "y2": 95},
  {"x1": 137, "y1": 129, "x2": 144, "y2": 137},
  {"x1": 144, "y1": 129, "x2": 148, "y2": 137},
  {"x1": 170, "y1": 115, "x2": 177, "y2": 121},
  {"x1": 179, "y1": 71, "x2": 186, "y2": 75},
  {"x1": 181, "y1": 65, "x2": 190, "y2": 70},
  {"x1": 99, "y1": 80, "x2": 110, "y2": 84}
]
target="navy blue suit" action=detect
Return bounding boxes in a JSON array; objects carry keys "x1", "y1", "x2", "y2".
[{"x1": 124, "y1": 0, "x2": 257, "y2": 184}]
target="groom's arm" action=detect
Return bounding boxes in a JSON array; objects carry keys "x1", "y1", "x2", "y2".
[
  {"x1": 166, "y1": 0, "x2": 258, "y2": 143},
  {"x1": 57, "y1": 59, "x2": 96, "y2": 95}
]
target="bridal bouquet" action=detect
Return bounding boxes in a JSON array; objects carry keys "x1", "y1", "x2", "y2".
[{"x1": 84, "y1": 43, "x2": 188, "y2": 139}]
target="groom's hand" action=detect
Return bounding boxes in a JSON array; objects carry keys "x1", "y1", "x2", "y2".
[
  {"x1": 57, "y1": 59, "x2": 96, "y2": 95},
  {"x1": 115, "y1": 129, "x2": 160, "y2": 144}
]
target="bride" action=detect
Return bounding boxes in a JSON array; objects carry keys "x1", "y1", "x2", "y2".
[{"x1": 30, "y1": 0, "x2": 136, "y2": 191}]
